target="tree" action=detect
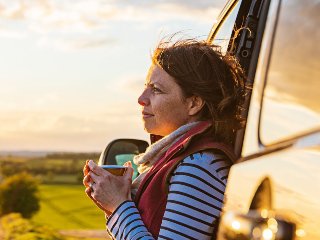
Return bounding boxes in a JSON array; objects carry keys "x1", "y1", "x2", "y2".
[
  {"x1": 1, "y1": 213, "x2": 65, "y2": 240},
  {"x1": 0, "y1": 172, "x2": 40, "y2": 218}
]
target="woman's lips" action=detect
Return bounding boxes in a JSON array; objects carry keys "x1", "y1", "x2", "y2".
[{"x1": 142, "y1": 111, "x2": 154, "y2": 118}]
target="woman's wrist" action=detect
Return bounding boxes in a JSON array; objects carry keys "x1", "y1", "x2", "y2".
[
  {"x1": 111, "y1": 198, "x2": 132, "y2": 212},
  {"x1": 106, "y1": 200, "x2": 134, "y2": 221}
]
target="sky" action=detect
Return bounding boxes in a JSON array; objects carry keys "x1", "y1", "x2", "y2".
[{"x1": 0, "y1": 0, "x2": 227, "y2": 152}]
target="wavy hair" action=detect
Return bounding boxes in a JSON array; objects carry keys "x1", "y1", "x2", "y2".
[{"x1": 152, "y1": 37, "x2": 246, "y2": 145}]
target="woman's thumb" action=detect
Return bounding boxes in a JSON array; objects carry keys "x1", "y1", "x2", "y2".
[{"x1": 124, "y1": 161, "x2": 134, "y2": 179}]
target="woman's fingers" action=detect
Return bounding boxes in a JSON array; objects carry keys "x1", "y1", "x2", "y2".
[
  {"x1": 124, "y1": 162, "x2": 134, "y2": 180},
  {"x1": 124, "y1": 161, "x2": 132, "y2": 167},
  {"x1": 83, "y1": 173, "x2": 92, "y2": 187},
  {"x1": 85, "y1": 186, "x2": 92, "y2": 196},
  {"x1": 83, "y1": 160, "x2": 90, "y2": 176},
  {"x1": 85, "y1": 187, "x2": 111, "y2": 214},
  {"x1": 88, "y1": 170, "x2": 100, "y2": 183},
  {"x1": 85, "y1": 187, "x2": 99, "y2": 206},
  {"x1": 88, "y1": 160, "x2": 105, "y2": 175}
]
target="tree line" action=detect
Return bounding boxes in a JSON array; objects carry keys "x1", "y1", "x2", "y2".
[{"x1": 0, "y1": 153, "x2": 99, "y2": 178}]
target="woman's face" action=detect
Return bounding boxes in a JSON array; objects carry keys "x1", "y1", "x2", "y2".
[{"x1": 138, "y1": 65, "x2": 193, "y2": 136}]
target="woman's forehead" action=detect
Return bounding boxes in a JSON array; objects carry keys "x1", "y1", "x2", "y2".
[
  {"x1": 146, "y1": 65, "x2": 169, "y2": 84},
  {"x1": 145, "y1": 65, "x2": 155, "y2": 83}
]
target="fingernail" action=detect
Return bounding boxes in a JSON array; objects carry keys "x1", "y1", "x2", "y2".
[
  {"x1": 88, "y1": 160, "x2": 94, "y2": 167},
  {"x1": 125, "y1": 161, "x2": 132, "y2": 167}
]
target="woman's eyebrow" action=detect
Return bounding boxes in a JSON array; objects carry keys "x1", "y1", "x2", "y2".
[{"x1": 146, "y1": 81, "x2": 164, "y2": 88}]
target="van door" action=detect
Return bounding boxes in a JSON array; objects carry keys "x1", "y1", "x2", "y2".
[{"x1": 208, "y1": 0, "x2": 271, "y2": 158}]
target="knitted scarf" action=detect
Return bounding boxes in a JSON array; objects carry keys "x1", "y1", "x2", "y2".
[{"x1": 131, "y1": 121, "x2": 200, "y2": 197}]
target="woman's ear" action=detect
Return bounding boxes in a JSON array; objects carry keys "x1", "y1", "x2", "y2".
[{"x1": 187, "y1": 96, "x2": 205, "y2": 116}]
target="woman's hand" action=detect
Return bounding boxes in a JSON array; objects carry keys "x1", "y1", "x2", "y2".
[
  {"x1": 83, "y1": 160, "x2": 111, "y2": 215},
  {"x1": 83, "y1": 160, "x2": 91, "y2": 187},
  {"x1": 83, "y1": 160, "x2": 133, "y2": 215}
]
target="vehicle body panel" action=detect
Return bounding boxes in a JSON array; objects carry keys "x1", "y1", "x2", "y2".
[
  {"x1": 223, "y1": 144, "x2": 320, "y2": 239},
  {"x1": 215, "y1": 0, "x2": 320, "y2": 239}
]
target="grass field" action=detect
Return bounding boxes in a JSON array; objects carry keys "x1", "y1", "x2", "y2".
[{"x1": 32, "y1": 184, "x2": 106, "y2": 230}]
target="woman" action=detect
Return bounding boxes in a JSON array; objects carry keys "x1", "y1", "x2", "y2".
[{"x1": 83, "y1": 39, "x2": 245, "y2": 239}]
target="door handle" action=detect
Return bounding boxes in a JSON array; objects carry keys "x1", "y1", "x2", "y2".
[{"x1": 217, "y1": 210, "x2": 296, "y2": 240}]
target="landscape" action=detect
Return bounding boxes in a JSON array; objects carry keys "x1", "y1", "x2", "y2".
[{"x1": 0, "y1": 151, "x2": 109, "y2": 240}]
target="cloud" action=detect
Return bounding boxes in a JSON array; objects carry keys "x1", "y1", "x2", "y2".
[
  {"x1": 149, "y1": 2, "x2": 223, "y2": 22},
  {"x1": 0, "y1": 109, "x2": 146, "y2": 151},
  {"x1": 0, "y1": 1, "x2": 26, "y2": 20},
  {"x1": 0, "y1": 0, "x2": 226, "y2": 24},
  {"x1": 114, "y1": 74, "x2": 145, "y2": 94},
  {"x1": 0, "y1": 0, "x2": 226, "y2": 49},
  {"x1": 38, "y1": 35, "x2": 117, "y2": 50},
  {"x1": 95, "y1": 2, "x2": 223, "y2": 23},
  {"x1": 0, "y1": 25, "x2": 26, "y2": 38},
  {"x1": 111, "y1": 0, "x2": 226, "y2": 11},
  {"x1": 0, "y1": 0, "x2": 53, "y2": 20},
  {"x1": 165, "y1": 0, "x2": 226, "y2": 9}
]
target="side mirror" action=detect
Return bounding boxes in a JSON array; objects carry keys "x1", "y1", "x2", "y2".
[{"x1": 98, "y1": 139, "x2": 149, "y2": 178}]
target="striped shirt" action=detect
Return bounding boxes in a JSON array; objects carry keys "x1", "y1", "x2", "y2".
[{"x1": 107, "y1": 151, "x2": 230, "y2": 240}]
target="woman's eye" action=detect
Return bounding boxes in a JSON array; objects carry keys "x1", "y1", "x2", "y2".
[{"x1": 152, "y1": 87, "x2": 162, "y2": 93}]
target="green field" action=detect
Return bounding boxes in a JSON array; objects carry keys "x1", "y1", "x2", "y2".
[{"x1": 32, "y1": 184, "x2": 106, "y2": 230}]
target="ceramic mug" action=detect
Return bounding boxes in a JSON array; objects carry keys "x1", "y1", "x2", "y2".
[{"x1": 99, "y1": 165, "x2": 127, "y2": 176}]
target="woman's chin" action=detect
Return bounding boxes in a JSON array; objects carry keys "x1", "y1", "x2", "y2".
[
  {"x1": 144, "y1": 126, "x2": 156, "y2": 135},
  {"x1": 144, "y1": 125, "x2": 162, "y2": 136}
]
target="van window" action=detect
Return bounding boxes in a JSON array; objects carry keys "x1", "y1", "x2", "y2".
[
  {"x1": 260, "y1": 0, "x2": 320, "y2": 145},
  {"x1": 212, "y1": 0, "x2": 242, "y2": 55}
]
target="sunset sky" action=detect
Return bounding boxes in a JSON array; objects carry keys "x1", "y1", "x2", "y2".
[{"x1": 0, "y1": 0, "x2": 226, "y2": 152}]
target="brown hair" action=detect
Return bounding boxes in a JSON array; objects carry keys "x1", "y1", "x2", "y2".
[{"x1": 152, "y1": 38, "x2": 245, "y2": 145}]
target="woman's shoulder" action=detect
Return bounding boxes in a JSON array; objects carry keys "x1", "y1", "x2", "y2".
[
  {"x1": 183, "y1": 150, "x2": 230, "y2": 167},
  {"x1": 173, "y1": 150, "x2": 231, "y2": 183}
]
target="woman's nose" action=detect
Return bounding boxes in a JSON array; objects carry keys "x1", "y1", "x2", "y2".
[{"x1": 138, "y1": 89, "x2": 150, "y2": 106}]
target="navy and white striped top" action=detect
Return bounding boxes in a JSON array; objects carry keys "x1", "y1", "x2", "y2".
[{"x1": 106, "y1": 151, "x2": 230, "y2": 240}]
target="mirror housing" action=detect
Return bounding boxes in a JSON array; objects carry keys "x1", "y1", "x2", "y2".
[{"x1": 98, "y1": 138, "x2": 149, "y2": 166}]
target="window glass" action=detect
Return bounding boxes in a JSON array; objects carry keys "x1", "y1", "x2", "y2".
[
  {"x1": 115, "y1": 154, "x2": 138, "y2": 179},
  {"x1": 212, "y1": 0, "x2": 242, "y2": 55},
  {"x1": 260, "y1": 0, "x2": 320, "y2": 144}
]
